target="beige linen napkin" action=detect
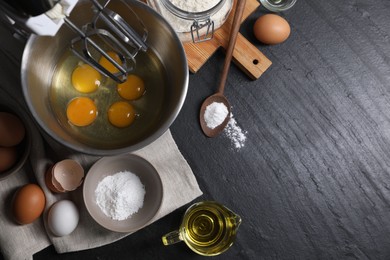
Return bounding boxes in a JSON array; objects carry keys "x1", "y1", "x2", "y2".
[
  {"x1": 0, "y1": 73, "x2": 202, "y2": 259},
  {"x1": 38, "y1": 129, "x2": 203, "y2": 254}
]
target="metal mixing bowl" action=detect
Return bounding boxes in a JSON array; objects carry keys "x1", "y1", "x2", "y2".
[{"x1": 21, "y1": 0, "x2": 188, "y2": 155}]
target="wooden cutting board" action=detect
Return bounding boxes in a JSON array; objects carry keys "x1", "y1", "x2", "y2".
[{"x1": 183, "y1": 0, "x2": 272, "y2": 80}]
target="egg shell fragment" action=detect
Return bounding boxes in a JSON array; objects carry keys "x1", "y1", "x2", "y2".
[
  {"x1": 12, "y1": 184, "x2": 46, "y2": 225},
  {"x1": 45, "y1": 165, "x2": 65, "y2": 193},
  {"x1": 48, "y1": 200, "x2": 79, "y2": 237},
  {"x1": 253, "y1": 14, "x2": 291, "y2": 45},
  {"x1": 0, "y1": 112, "x2": 26, "y2": 147},
  {"x1": 52, "y1": 159, "x2": 84, "y2": 191}
]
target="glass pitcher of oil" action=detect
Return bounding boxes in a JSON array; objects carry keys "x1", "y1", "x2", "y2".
[{"x1": 162, "y1": 201, "x2": 241, "y2": 256}]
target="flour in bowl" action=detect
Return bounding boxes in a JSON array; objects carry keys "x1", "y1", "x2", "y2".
[{"x1": 95, "y1": 171, "x2": 146, "y2": 221}]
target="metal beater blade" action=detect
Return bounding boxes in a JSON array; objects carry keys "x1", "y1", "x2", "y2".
[
  {"x1": 91, "y1": 0, "x2": 148, "y2": 54},
  {"x1": 65, "y1": 0, "x2": 148, "y2": 83}
]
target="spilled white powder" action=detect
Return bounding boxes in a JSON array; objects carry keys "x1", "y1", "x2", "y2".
[
  {"x1": 95, "y1": 171, "x2": 146, "y2": 221},
  {"x1": 224, "y1": 113, "x2": 247, "y2": 149},
  {"x1": 204, "y1": 102, "x2": 229, "y2": 129}
]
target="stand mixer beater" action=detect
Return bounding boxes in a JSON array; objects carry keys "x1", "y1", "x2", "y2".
[{"x1": 0, "y1": 0, "x2": 148, "y2": 83}]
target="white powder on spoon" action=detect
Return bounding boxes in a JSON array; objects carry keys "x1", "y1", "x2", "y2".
[
  {"x1": 204, "y1": 101, "x2": 229, "y2": 129},
  {"x1": 204, "y1": 102, "x2": 247, "y2": 149},
  {"x1": 95, "y1": 171, "x2": 145, "y2": 221}
]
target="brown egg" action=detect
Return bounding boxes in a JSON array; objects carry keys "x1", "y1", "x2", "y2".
[
  {"x1": 253, "y1": 14, "x2": 291, "y2": 45},
  {"x1": 0, "y1": 146, "x2": 17, "y2": 172},
  {"x1": 0, "y1": 112, "x2": 26, "y2": 147},
  {"x1": 12, "y1": 184, "x2": 46, "y2": 225}
]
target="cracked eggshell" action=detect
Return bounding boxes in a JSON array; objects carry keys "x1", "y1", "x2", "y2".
[
  {"x1": 45, "y1": 165, "x2": 58, "y2": 193},
  {"x1": 52, "y1": 159, "x2": 84, "y2": 191},
  {"x1": 51, "y1": 173, "x2": 66, "y2": 193},
  {"x1": 45, "y1": 165, "x2": 66, "y2": 193}
]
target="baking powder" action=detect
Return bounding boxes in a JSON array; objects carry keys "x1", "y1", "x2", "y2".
[
  {"x1": 224, "y1": 113, "x2": 247, "y2": 149},
  {"x1": 95, "y1": 171, "x2": 146, "y2": 221},
  {"x1": 204, "y1": 101, "x2": 229, "y2": 129}
]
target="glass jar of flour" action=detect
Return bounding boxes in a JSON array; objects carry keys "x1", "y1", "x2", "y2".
[{"x1": 147, "y1": 0, "x2": 233, "y2": 43}]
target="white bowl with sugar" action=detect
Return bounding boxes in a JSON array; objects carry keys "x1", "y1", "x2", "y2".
[{"x1": 83, "y1": 154, "x2": 163, "y2": 232}]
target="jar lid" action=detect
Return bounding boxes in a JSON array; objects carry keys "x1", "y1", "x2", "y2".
[
  {"x1": 147, "y1": 0, "x2": 233, "y2": 43},
  {"x1": 160, "y1": 0, "x2": 227, "y2": 21}
]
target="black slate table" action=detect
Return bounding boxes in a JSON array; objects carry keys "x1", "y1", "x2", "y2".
[{"x1": 2, "y1": 0, "x2": 390, "y2": 259}]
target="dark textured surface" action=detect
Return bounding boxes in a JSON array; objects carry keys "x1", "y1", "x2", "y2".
[{"x1": 2, "y1": 0, "x2": 390, "y2": 259}]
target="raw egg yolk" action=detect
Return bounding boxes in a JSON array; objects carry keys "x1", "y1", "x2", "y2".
[
  {"x1": 99, "y1": 51, "x2": 122, "y2": 74},
  {"x1": 71, "y1": 64, "x2": 101, "y2": 93},
  {"x1": 108, "y1": 101, "x2": 136, "y2": 128},
  {"x1": 66, "y1": 97, "x2": 97, "y2": 127},
  {"x1": 117, "y1": 74, "x2": 145, "y2": 100}
]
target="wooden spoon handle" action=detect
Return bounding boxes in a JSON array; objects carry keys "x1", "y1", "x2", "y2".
[{"x1": 217, "y1": 0, "x2": 247, "y2": 94}]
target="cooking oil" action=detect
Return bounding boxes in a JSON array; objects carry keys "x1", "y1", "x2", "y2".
[
  {"x1": 162, "y1": 201, "x2": 241, "y2": 256},
  {"x1": 49, "y1": 47, "x2": 166, "y2": 148}
]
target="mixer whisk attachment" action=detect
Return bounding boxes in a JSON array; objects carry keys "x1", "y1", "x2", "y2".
[
  {"x1": 64, "y1": 0, "x2": 148, "y2": 83},
  {"x1": 91, "y1": 0, "x2": 148, "y2": 53}
]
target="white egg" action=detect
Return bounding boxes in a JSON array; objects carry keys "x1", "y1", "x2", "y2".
[{"x1": 48, "y1": 200, "x2": 79, "y2": 237}]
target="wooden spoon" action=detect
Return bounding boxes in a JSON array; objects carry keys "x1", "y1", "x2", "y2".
[{"x1": 199, "y1": 0, "x2": 247, "y2": 137}]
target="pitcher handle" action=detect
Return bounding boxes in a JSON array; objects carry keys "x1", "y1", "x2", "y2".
[{"x1": 162, "y1": 230, "x2": 182, "y2": 245}]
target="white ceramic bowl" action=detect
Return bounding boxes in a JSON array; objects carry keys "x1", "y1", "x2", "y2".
[{"x1": 83, "y1": 154, "x2": 163, "y2": 232}]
